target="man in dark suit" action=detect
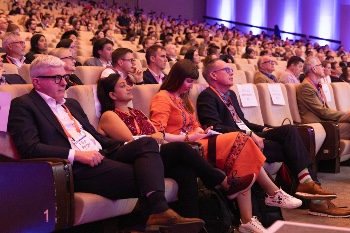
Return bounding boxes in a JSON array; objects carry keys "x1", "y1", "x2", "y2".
[
  {"x1": 196, "y1": 58, "x2": 347, "y2": 218},
  {"x1": 143, "y1": 45, "x2": 167, "y2": 84},
  {"x1": 7, "y1": 55, "x2": 204, "y2": 231},
  {"x1": 339, "y1": 55, "x2": 350, "y2": 68},
  {"x1": 330, "y1": 62, "x2": 345, "y2": 82}
]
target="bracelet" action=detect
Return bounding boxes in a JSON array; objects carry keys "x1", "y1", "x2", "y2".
[
  {"x1": 159, "y1": 130, "x2": 165, "y2": 139},
  {"x1": 246, "y1": 130, "x2": 252, "y2": 137},
  {"x1": 184, "y1": 132, "x2": 190, "y2": 142},
  {"x1": 136, "y1": 81, "x2": 144, "y2": 85}
]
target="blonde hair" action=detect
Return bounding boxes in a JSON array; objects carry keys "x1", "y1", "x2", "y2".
[{"x1": 48, "y1": 48, "x2": 71, "y2": 58}]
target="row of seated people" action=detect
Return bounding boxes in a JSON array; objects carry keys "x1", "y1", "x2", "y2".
[
  {"x1": 5, "y1": 56, "x2": 350, "y2": 232},
  {"x1": 2, "y1": 55, "x2": 350, "y2": 232},
  {"x1": 1, "y1": 54, "x2": 309, "y2": 233}
]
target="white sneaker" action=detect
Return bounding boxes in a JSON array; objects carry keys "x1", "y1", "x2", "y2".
[
  {"x1": 239, "y1": 216, "x2": 266, "y2": 233},
  {"x1": 265, "y1": 189, "x2": 302, "y2": 209}
]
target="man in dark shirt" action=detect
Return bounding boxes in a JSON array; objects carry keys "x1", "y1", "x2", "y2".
[{"x1": 116, "y1": 9, "x2": 131, "y2": 34}]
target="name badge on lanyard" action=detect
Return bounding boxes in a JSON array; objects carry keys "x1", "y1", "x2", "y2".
[
  {"x1": 70, "y1": 130, "x2": 96, "y2": 151},
  {"x1": 236, "y1": 121, "x2": 250, "y2": 132}
]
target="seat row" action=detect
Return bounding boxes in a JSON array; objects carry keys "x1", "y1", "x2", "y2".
[{"x1": 0, "y1": 78, "x2": 349, "y2": 230}]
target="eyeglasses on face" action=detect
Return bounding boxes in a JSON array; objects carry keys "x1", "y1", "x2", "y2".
[
  {"x1": 11, "y1": 41, "x2": 25, "y2": 45},
  {"x1": 36, "y1": 74, "x2": 70, "y2": 84},
  {"x1": 262, "y1": 60, "x2": 276, "y2": 65},
  {"x1": 60, "y1": 56, "x2": 75, "y2": 61},
  {"x1": 121, "y1": 58, "x2": 136, "y2": 63},
  {"x1": 212, "y1": 67, "x2": 234, "y2": 74}
]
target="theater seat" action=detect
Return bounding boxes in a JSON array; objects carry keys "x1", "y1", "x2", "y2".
[
  {"x1": 0, "y1": 84, "x2": 178, "y2": 228},
  {"x1": 18, "y1": 64, "x2": 31, "y2": 84},
  {"x1": 3, "y1": 64, "x2": 18, "y2": 74},
  {"x1": 74, "y1": 66, "x2": 105, "y2": 84},
  {"x1": 230, "y1": 84, "x2": 282, "y2": 175},
  {"x1": 329, "y1": 83, "x2": 350, "y2": 162},
  {"x1": 234, "y1": 70, "x2": 247, "y2": 84}
]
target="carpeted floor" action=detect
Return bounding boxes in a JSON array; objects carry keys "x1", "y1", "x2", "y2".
[{"x1": 282, "y1": 166, "x2": 350, "y2": 228}]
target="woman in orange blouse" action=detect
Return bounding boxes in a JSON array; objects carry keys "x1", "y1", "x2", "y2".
[{"x1": 149, "y1": 60, "x2": 302, "y2": 230}]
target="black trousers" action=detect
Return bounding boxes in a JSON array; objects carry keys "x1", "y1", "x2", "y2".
[
  {"x1": 73, "y1": 138, "x2": 225, "y2": 218},
  {"x1": 160, "y1": 142, "x2": 226, "y2": 217},
  {"x1": 73, "y1": 137, "x2": 165, "y2": 201},
  {"x1": 256, "y1": 125, "x2": 314, "y2": 178}
]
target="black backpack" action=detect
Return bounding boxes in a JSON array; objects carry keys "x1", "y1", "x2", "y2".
[{"x1": 198, "y1": 180, "x2": 237, "y2": 233}]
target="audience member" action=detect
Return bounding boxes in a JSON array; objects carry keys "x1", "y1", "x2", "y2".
[
  {"x1": 339, "y1": 54, "x2": 349, "y2": 68},
  {"x1": 254, "y1": 56, "x2": 277, "y2": 84},
  {"x1": 164, "y1": 43, "x2": 178, "y2": 62},
  {"x1": 100, "y1": 48, "x2": 143, "y2": 85},
  {"x1": 56, "y1": 38, "x2": 81, "y2": 66},
  {"x1": 1, "y1": 32, "x2": 30, "y2": 67},
  {"x1": 25, "y1": 18, "x2": 38, "y2": 34},
  {"x1": 297, "y1": 57, "x2": 350, "y2": 139},
  {"x1": 0, "y1": 17, "x2": 8, "y2": 36},
  {"x1": 330, "y1": 62, "x2": 345, "y2": 82},
  {"x1": 25, "y1": 34, "x2": 48, "y2": 63},
  {"x1": 138, "y1": 37, "x2": 155, "y2": 53},
  {"x1": 220, "y1": 45, "x2": 236, "y2": 63},
  {"x1": 84, "y1": 38, "x2": 113, "y2": 67},
  {"x1": 184, "y1": 48, "x2": 201, "y2": 68},
  {"x1": 116, "y1": 9, "x2": 131, "y2": 34},
  {"x1": 49, "y1": 48, "x2": 83, "y2": 89},
  {"x1": 320, "y1": 61, "x2": 332, "y2": 84},
  {"x1": 197, "y1": 58, "x2": 338, "y2": 217},
  {"x1": 37, "y1": 14, "x2": 51, "y2": 29},
  {"x1": 143, "y1": 45, "x2": 167, "y2": 84},
  {"x1": 279, "y1": 56, "x2": 304, "y2": 84}
]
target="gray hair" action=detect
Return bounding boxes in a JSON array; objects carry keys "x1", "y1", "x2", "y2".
[
  {"x1": 2, "y1": 32, "x2": 21, "y2": 49},
  {"x1": 30, "y1": 55, "x2": 65, "y2": 79},
  {"x1": 303, "y1": 57, "x2": 319, "y2": 76}
]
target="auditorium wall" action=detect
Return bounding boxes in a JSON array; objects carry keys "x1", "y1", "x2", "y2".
[{"x1": 206, "y1": 0, "x2": 350, "y2": 50}]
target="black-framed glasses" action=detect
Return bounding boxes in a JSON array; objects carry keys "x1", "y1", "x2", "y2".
[
  {"x1": 36, "y1": 74, "x2": 70, "y2": 84},
  {"x1": 262, "y1": 60, "x2": 276, "y2": 65},
  {"x1": 121, "y1": 58, "x2": 136, "y2": 63},
  {"x1": 313, "y1": 64, "x2": 323, "y2": 68},
  {"x1": 60, "y1": 56, "x2": 75, "y2": 61},
  {"x1": 11, "y1": 41, "x2": 25, "y2": 45},
  {"x1": 212, "y1": 67, "x2": 234, "y2": 74}
]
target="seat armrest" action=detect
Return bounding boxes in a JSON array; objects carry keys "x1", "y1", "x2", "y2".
[
  {"x1": 317, "y1": 121, "x2": 340, "y2": 161},
  {"x1": 294, "y1": 125, "x2": 316, "y2": 162}
]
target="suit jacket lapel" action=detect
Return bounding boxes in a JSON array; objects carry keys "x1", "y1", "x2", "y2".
[{"x1": 28, "y1": 89, "x2": 68, "y2": 139}]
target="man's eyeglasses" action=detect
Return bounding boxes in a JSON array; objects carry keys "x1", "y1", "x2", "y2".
[
  {"x1": 11, "y1": 41, "x2": 25, "y2": 45},
  {"x1": 212, "y1": 67, "x2": 234, "y2": 74},
  {"x1": 37, "y1": 74, "x2": 70, "y2": 84},
  {"x1": 121, "y1": 58, "x2": 136, "y2": 63},
  {"x1": 313, "y1": 64, "x2": 323, "y2": 68},
  {"x1": 262, "y1": 60, "x2": 276, "y2": 65},
  {"x1": 60, "y1": 56, "x2": 75, "y2": 61}
]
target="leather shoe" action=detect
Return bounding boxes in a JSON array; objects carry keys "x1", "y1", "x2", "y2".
[
  {"x1": 309, "y1": 200, "x2": 350, "y2": 218},
  {"x1": 145, "y1": 209, "x2": 204, "y2": 233}
]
